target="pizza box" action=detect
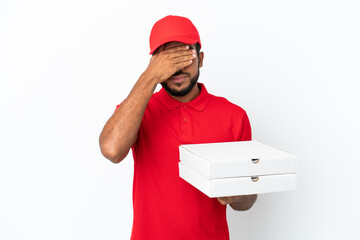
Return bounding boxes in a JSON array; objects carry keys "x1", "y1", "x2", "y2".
[
  {"x1": 179, "y1": 140, "x2": 297, "y2": 179},
  {"x1": 179, "y1": 162, "x2": 297, "y2": 197}
]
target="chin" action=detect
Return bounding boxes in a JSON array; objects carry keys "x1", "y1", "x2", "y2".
[
  {"x1": 162, "y1": 70, "x2": 199, "y2": 97},
  {"x1": 171, "y1": 82, "x2": 188, "y2": 89},
  {"x1": 161, "y1": 81, "x2": 197, "y2": 97}
]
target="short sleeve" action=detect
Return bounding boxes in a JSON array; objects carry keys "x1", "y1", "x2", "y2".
[{"x1": 238, "y1": 111, "x2": 252, "y2": 141}]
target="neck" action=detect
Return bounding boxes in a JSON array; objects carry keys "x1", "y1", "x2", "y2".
[{"x1": 169, "y1": 83, "x2": 200, "y2": 103}]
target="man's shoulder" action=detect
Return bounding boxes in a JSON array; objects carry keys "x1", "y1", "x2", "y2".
[
  {"x1": 146, "y1": 90, "x2": 173, "y2": 111},
  {"x1": 151, "y1": 90, "x2": 162, "y2": 100},
  {"x1": 207, "y1": 92, "x2": 247, "y2": 114},
  {"x1": 149, "y1": 90, "x2": 164, "y2": 106}
]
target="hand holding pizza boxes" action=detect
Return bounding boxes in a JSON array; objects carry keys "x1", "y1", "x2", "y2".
[{"x1": 179, "y1": 140, "x2": 297, "y2": 198}]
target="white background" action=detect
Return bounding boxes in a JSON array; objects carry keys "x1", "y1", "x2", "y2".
[{"x1": 1, "y1": 0, "x2": 359, "y2": 239}]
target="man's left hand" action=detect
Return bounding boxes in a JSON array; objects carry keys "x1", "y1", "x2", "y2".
[{"x1": 217, "y1": 194, "x2": 257, "y2": 211}]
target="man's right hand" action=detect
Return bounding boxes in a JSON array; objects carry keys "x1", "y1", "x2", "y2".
[{"x1": 144, "y1": 45, "x2": 197, "y2": 84}]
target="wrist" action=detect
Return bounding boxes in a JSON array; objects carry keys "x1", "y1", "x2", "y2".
[
  {"x1": 142, "y1": 68, "x2": 164, "y2": 85},
  {"x1": 140, "y1": 71, "x2": 159, "y2": 89}
]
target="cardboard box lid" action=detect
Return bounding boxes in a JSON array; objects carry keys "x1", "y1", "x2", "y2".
[
  {"x1": 179, "y1": 162, "x2": 297, "y2": 198},
  {"x1": 179, "y1": 140, "x2": 297, "y2": 179}
]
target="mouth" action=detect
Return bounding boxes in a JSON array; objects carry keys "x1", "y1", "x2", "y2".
[{"x1": 169, "y1": 74, "x2": 187, "y2": 84}]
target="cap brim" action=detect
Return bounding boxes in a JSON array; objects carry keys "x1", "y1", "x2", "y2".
[{"x1": 149, "y1": 35, "x2": 198, "y2": 54}]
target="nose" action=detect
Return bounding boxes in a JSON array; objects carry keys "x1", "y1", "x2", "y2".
[{"x1": 173, "y1": 70, "x2": 183, "y2": 76}]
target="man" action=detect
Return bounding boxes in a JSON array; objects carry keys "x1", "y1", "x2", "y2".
[{"x1": 99, "y1": 15, "x2": 257, "y2": 240}]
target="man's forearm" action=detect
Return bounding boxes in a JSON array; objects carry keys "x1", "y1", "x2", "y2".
[
  {"x1": 99, "y1": 72, "x2": 157, "y2": 163},
  {"x1": 230, "y1": 194, "x2": 257, "y2": 211}
]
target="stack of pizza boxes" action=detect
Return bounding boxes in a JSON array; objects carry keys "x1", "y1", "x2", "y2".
[{"x1": 179, "y1": 140, "x2": 297, "y2": 198}]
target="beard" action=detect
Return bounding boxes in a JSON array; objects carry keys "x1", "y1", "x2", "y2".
[{"x1": 161, "y1": 68, "x2": 200, "y2": 97}]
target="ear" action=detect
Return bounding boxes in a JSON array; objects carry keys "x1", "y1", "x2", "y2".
[{"x1": 198, "y1": 52, "x2": 204, "y2": 68}]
